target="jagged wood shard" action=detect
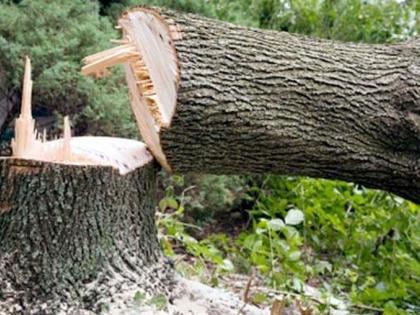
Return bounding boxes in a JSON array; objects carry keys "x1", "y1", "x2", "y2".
[
  {"x1": 124, "y1": 63, "x2": 170, "y2": 170},
  {"x1": 82, "y1": 8, "x2": 181, "y2": 170},
  {"x1": 11, "y1": 56, "x2": 37, "y2": 158},
  {"x1": 82, "y1": 10, "x2": 179, "y2": 129},
  {"x1": 82, "y1": 8, "x2": 420, "y2": 204},
  {"x1": 81, "y1": 43, "x2": 139, "y2": 78}
]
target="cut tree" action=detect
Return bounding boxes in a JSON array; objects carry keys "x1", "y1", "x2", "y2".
[
  {"x1": 83, "y1": 7, "x2": 420, "y2": 203},
  {"x1": 0, "y1": 58, "x2": 268, "y2": 315}
]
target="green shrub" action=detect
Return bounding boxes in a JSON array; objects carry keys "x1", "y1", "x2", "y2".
[
  {"x1": 253, "y1": 0, "x2": 418, "y2": 43},
  {"x1": 0, "y1": 0, "x2": 136, "y2": 136},
  {"x1": 245, "y1": 176, "x2": 420, "y2": 311}
]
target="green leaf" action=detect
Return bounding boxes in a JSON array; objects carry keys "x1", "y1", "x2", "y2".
[
  {"x1": 252, "y1": 292, "x2": 268, "y2": 304},
  {"x1": 243, "y1": 234, "x2": 257, "y2": 249},
  {"x1": 285, "y1": 208, "x2": 304, "y2": 225},
  {"x1": 159, "y1": 197, "x2": 178, "y2": 211},
  {"x1": 159, "y1": 199, "x2": 167, "y2": 211},
  {"x1": 166, "y1": 198, "x2": 179, "y2": 210},
  {"x1": 268, "y1": 218, "x2": 285, "y2": 231}
]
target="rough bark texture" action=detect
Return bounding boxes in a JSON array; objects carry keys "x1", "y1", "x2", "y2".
[
  {"x1": 0, "y1": 158, "x2": 174, "y2": 314},
  {"x1": 152, "y1": 9, "x2": 420, "y2": 203}
]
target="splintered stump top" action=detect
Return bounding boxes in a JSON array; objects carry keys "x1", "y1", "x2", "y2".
[{"x1": 10, "y1": 57, "x2": 153, "y2": 175}]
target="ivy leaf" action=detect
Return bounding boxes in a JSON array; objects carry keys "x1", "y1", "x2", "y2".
[
  {"x1": 285, "y1": 209, "x2": 304, "y2": 225},
  {"x1": 159, "y1": 197, "x2": 178, "y2": 211}
]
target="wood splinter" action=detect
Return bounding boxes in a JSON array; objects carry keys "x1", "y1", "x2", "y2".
[{"x1": 82, "y1": 7, "x2": 182, "y2": 172}]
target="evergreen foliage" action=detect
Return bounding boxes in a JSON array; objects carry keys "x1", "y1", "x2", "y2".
[{"x1": 0, "y1": 0, "x2": 136, "y2": 136}]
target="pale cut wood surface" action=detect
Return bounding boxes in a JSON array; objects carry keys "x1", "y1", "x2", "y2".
[
  {"x1": 10, "y1": 57, "x2": 153, "y2": 175},
  {"x1": 122, "y1": 9, "x2": 179, "y2": 127},
  {"x1": 82, "y1": 8, "x2": 182, "y2": 172},
  {"x1": 41, "y1": 136, "x2": 153, "y2": 175}
]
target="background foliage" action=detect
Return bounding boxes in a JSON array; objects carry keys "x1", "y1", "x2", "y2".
[
  {"x1": 0, "y1": 0, "x2": 419, "y2": 314},
  {"x1": 0, "y1": 0, "x2": 136, "y2": 137}
]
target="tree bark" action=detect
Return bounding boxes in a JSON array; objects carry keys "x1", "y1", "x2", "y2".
[
  {"x1": 0, "y1": 158, "x2": 174, "y2": 314},
  {"x1": 108, "y1": 8, "x2": 420, "y2": 204}
]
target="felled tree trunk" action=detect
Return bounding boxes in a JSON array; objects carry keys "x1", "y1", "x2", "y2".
[
  {"x1": 83, "y1": 7, "x2": 420, "y2": 204},
  {"x1": 0, "y1": 158, "x2": 175, "y2": 314}
]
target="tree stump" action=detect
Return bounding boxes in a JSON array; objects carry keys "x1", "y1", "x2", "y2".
[{"x1": 0, "y1": 158, "x2": 175, "y2": 314}]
